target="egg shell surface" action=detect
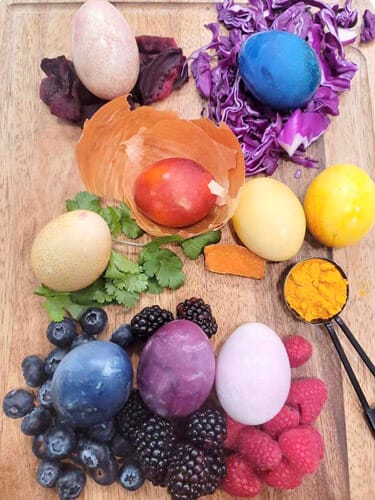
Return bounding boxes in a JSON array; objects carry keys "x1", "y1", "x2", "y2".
[
  {"x1": 51, "y1": 341, "x2": 133, "y2": 427},
  {"x1": 137, "y1": 320, "x2": 215, "y2": 418},
  {"x1": 238, "y1": 30, "x2": 321, "y2": 111},
  {"x1": 215, "y1": 323, "x2": 291, "y2": 425},
  {"x1": 232, "y1": 177, "x2": 306, "y2": 261},
  {"x1": 72, "y1": 0, "x2": 140, "y2": 100},
  {"x1": 30, "y1": 209, "x2": 112, "y2": 291}
]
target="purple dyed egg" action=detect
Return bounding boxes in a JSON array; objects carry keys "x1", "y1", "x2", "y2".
[{"x1": 137, "y1": 319, "x2": 215, "y2": 418}]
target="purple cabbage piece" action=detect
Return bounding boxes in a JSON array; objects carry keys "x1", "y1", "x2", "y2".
[
  {"x1": 360, "y1": 9, "x2": 375, "y2": 43},
  {"x1": 190, "y1": 0, "x2": 359, "y2": 176}
]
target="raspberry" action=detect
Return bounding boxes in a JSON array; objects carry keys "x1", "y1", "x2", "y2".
[
  {"x1": 278, "y1": 426, "x2": 324, "y2": 474},
  {"x1": 237, "y1": 427, "x2": 282, "y2": 471},
  {"x1": 261, "y1": 404, "x2": 300, "y2": 438},
  {"x1": 283, "y1": 335, "x2": 313, "y2": 368},
  {"x1": 262, "y1": 457, "x2": 303, "y2": 490},
  {"x1": 221, "y1": 454, "x2": 262, "y2": 498},
  {"x1": 287, "y1": 378, "x2": 327, "y2": 425},
  {"x1": 224, "y1": 414, "x2": 247, "y2": 450}
]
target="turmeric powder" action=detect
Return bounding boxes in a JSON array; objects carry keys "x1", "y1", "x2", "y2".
[{"x1": 285, "y1": 258, "x2": 348, "y2": 322}]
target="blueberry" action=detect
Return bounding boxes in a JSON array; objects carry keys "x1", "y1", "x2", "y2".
[
  {"x1": 21, "y1": 407, "x2": 52, "y2": 435},
  {"x1": 119, "y1": 460, "x2": 145, "y2": 491},
  {"x1": 47, "y1": 318, "x2": 78, "y2": 348},
  {"x1": 45, "y1": 425, "x2": 76, "y2": 460},
  {"x1": 37, "y1": 379, "x2": 53, "y2": 409},
  {"x1": 44, "y1": 348, "x2": 68, "y2": 377},
  {"x1": 37, "y1": 460, "x2": 62, "y2": 488},
  {"x1": 32, "y1": 433, "x2": 50, "y2": 459},
  {"x1": 70, "y1": 335, "x2": 95, "y2": 349},
  {"x1": 90, "y1": 456, "x2": 118, "y2": 485},
  {"x1": 79, "y1": 307, "x2": 108, "y2": 336},
  {"x1": 55, "y1": 465, "x2": 86, "y2": 499},
  {"x1": 110, "y1": 324, "x2": 135, "y2": 349},
  {"x1": 22, "y1": 355, "x2": 47, "y2": 388},
  {"x1": 109, "y1": 434, "x2": 134, "y2": 459},
  {"x1": 69, "y1": 434, "x2": 89, "y2": 464},
  {"x1": 2, "y1": 388, "x2": 34, "y2": 418},
  {"x1": 88, "y1": 418, "x2": 116, "y2": 442},
  {"x1": 79, "y1": 441, "x2": 110, "y2": 469}
]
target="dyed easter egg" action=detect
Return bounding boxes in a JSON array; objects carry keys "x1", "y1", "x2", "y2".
[
  {"x1": 238, "y1": 30, "x2": 321, "y2": 110},
  {"x1": 51, "y1": 341, "x2": 133, "y2": 426},
  {"x1": 137, "y1": 320, "x2": 215, "y2": 418},
  {"x1": 215, "y1": 323, "x2": 291, "y2": 425}
]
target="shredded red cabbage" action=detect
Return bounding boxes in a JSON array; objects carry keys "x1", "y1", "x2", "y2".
[
  {"x1": 360, "y1": 9, "x2": 375, "y2": 43},
  {"x1": 190, "y1": 0, "x2": 360, "y2": 176}
]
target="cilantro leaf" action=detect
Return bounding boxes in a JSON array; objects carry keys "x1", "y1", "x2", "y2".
[
  {"x1": 147, "y1": 278, "x2": 165, "y2": 294},
  {"x1": 139, "y1": 247, "x2": 185, "y2": 290},
  {"x1": 113, "y1": 274, "x2": 149, "y2": 293},
  {"x1": 113, "y1": 288, "x2": 140, "y2": 308},
  {"x1": 43, "y1": 295, "x2": 87, "y2": 322},
  {"x1": 144, "y1": 235, "x2": 183, "y2": 250},
  {"x1": 70, "y1": 280, "x2": 109, "y2": 305},
  {"x1": 99, "y1": 206, "x2": 122, "y2": 237},
  {"x1": 155, "y1": 249, "x2": 185, "y2": 289},
  {"x1": 105, "y1": 251, "x2": 140, "y2": 279},
  {"x1": 66, "y1": 192, "x2": 101, "y2": 212},
  {"x1": 181, "y1": 230, "x2": 222, "y2": 260},
  {"x1": 119, "y1": 203, "x2": 144, "y2": 239}
]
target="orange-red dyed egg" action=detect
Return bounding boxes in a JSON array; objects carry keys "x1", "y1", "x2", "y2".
[{"x1": 134, "y1": 158, "x2": 217, "y2": 227}]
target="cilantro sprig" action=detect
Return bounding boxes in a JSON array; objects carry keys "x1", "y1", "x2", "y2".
[{"x1": 36, "y1": 192, "x2": 221, "y2": 321}]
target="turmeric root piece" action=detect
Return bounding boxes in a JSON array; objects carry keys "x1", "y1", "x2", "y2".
[{"x1": 204, "y1": 244, "x2": 266, "y2": 279}]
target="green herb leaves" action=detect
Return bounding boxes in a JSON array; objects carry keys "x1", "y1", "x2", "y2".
[
  {"x1": 181, "y1": 231, "x2": 222, "y2": 260},
  {"x1": 66, "y1": 192, "x2": 144, "y2": 239},
  {"x1": 37, "y1": 192, "x2": 222, "y2": 321}
]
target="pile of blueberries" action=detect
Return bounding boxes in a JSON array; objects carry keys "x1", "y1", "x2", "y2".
[{"x1": 2, "y1": 308, "x2": 143, "y2": 499}]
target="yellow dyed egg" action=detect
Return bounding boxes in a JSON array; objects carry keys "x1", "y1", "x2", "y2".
[
  {"x1": 304, "y1": 164, "x2": 375, "y2": 247},
  {"x1": 232, "y1": 178, "x2": 306, "y2": 261}
]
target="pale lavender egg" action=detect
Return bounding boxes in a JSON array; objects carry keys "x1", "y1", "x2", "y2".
[
  {"x1": 137, "y1": 320, "x2": 215, "y2": 418},
  {"x1": 215, "y1": 323, "x2": 291, "y2": 425}
]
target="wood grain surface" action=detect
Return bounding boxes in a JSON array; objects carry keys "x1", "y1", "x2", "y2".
[{"x1": 1, "y1": 1, "x2": 374, "y2": 499}]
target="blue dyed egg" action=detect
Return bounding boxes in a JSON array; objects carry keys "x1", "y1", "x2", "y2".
[
  {"x1": 238, "y1": 30, "x2": 321, "y2": 111},
  {"x1": 51, "y1": 340, "x2": 133, "y2": 426}
]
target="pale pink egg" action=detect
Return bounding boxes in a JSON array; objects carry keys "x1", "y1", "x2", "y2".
[{"x1": 215, "y1": 323, "x2": 291, "y2": 425}]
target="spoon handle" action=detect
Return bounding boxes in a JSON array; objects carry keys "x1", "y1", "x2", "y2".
[
  {"x1": 335, "y1": 316, "x2": 375, "y2": 377},
  {"x1": 325, "y1": 323, "x2": 375, "y2": 436}
]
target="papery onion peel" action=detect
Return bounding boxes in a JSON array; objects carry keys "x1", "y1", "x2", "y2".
[{"x1": 76, "y1": 96, "x2": 245, "y2": 237}]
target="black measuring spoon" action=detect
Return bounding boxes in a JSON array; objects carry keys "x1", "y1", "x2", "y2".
[{"x1": 284, "y1": 258, "x2": 375, "y2": 436}]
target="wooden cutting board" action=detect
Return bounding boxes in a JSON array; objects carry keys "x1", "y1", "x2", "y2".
[{"x1": 0, "y1": 1, "x2": 374, "y2": 499}]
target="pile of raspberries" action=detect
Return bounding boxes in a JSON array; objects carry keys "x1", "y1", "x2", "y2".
[{"x1": 221, "y1": 335, "x2": 328, "y2": 497}]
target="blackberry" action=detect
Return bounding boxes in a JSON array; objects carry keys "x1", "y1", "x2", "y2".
[
  {"x1": 186, "y1": 409, "x2": 226, "y2": 451},
  {"x1": 135, "y1": 415, "x2": 176, "y2": 486},
  {"x1": 207, "y1": 447, "x2": 227, "y2": 484},
  {"x1": 176, "y1": 298, "x2": 217, "y2": 338},
  {"x1": 130, "y1": 305, "x2": 174, "y2": 341},
  {"x1": 117, "y1": 389, "x2": 152, "y2": 445},
  {"x1": 166, "y1": 443, "x2": 219, "y2": 499}
]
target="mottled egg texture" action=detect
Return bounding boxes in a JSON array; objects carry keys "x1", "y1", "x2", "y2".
[
  {"x1": 51, "y1": 341, "x2": 133, "y2": 426},
  {"x1": 72, "y1": 0, "x2": 140, "y2": 100},
  {"x1": 238, "y1": 30, "x2": 321, "y2": 110},
  {"x1": 137, "y1": 320, "x2": 215, "y2": 418},
  {"x1": 216, "y1": 323, "x2": 291, "y2": 425}
]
